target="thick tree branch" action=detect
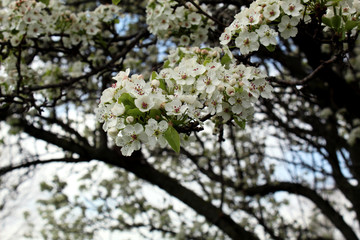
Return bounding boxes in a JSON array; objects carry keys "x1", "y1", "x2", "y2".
[
  {"x1": 16, "y1": 119, "x2": 259, "y2": 240},
  {"x1": 98, "y1": 149, "x2": 259, "y2": 240},
  {"x1": 243, "y1": 182, "x2": 359, "y2": 240}
]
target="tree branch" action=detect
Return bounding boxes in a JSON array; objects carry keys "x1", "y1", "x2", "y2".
[
  {"x1": 98, "y1": 149, "x2": 259, "y2": 240},
  {"x1": 0, "y1": 157, "x2": 88, "y2": 177},
  {"x1": 268, "y1": 55, "x2": 338, "y2": 86},
  {"x1": 15, "y1": 119, "x2": 259, "y2": 240},
  {"x1": 24, "y1": 29, "x2": 149, "y2": 92},
  {"x1": 243, "y1": 182, "x2": 359, "y2": 240},
  {"x1": 186, "y1": 0, "x2": 227, "y2": 28}
]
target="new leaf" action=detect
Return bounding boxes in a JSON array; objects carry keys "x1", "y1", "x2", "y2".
[{"x1": 164, "y1": 126, "x2": 180, "y2": 153}]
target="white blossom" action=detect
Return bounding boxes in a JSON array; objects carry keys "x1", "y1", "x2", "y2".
[
  {"x1": 281, "y1": 0, "x2": 304, "y2": 17},
  {"x1": 256, "y1": 25, "x2": 278, "y2": 46},
  {"x1": 111, "y1": 102, "x2": 126, "y2": 116},
  {"x1": 116, "y1": 123, "x2": 147, "y2": 156},
  {"x1": 134, "y1": 95, "x2": 155, "y2": 112},
  {"x1": 278, "y1": 15, "x2": 300, "y2": 39},
  {"x1": 263, "y1": 3, "x2": 281, "y2": 21},
  {"x1": 165, "y1": 98, "x2": 187, "y2": 115},
  {"x1": 235, "y1": 31, "x2": 259, "y2": 55},
  {"x1": 145, "y1": 0, "x2": 213, "y2": 45},
  {"x1": 100, "y1": 88, "x2": 115, "y2": 103},
  {"x1": 145, "y1": 119, "x2": 168, "y2": 148}
]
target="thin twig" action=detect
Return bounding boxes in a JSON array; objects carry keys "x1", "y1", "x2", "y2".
[
  {"x1": 185, "y1": 0, "x2": 227, "y2": 27},
  {"x1": 269, "y1": 55, "x2": 338, "y2": 86}
]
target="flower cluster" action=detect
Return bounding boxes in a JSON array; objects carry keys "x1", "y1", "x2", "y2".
[
  {"x1": 220, "y1": 0, "x2": 360, "y2": 55},
  {"x1": 96, "y1": 47, "x2": 273, "y2": 156},
  {"x1": 0, "y1": 0, "x2": 47, "y2": 46},
  {"x1": 0, "y1": 0, "x2": 121, "y2": 48},
  {"x1": 321, "y1": 0, "x2": 360, "y2": 38},
  {"x1": 220, "y1": 0, "x2": 307, "y2": 54},
  {"x1": 146, "y1": 0, "x2": 214, "y2": 45},
  {"x1": 0, "y1": 0, "x2": 121, "y2": 95}
]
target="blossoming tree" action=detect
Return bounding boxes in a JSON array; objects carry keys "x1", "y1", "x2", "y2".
[{"x1": 1, "y1": 0, "x2": 360, "y2": 239}]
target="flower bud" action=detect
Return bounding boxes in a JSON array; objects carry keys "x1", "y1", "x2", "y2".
[
  {"x1": 212, "y1": 51, "x2": 219, "y2": 58},
  {"x1": 151, "y1": 79, "x2": 160, "y2": 88},
  {"x1": 226, "y1": 86, "x2": 235, "y2": 96},
  {"x1": 126, "y1": 116, "x2": 134, "y2": 123},
  {"x1": 217, "y1": 84, "x2": 225, "y2": 92},
  {"x1": 229, "y1": 79, "x2": 237, "y2": 86},
  {"x1": 201, "y1": 49, "x2": 208, "y2": 55}
]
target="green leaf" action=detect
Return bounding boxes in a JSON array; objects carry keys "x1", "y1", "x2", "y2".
[
  {"x1": 329, "y1": 0, "x2": 343, "y2": 6},
  {"x1": 148, "y1": 1, "x2": 156, "y2": 9},
  {"x1": 234, "y1": 117, "x2": 246, "y2": 129},
  {"x1": 339, "y1": 29, "x2": 346, "y2": 41},
  {"x1": 158, "y1": 79, "x2": 167, "y2": 92},
  {"x1": 220, "y1": 53, "x2": 232, "y2": 66},
  {"x1": 163, "y1": 60, "x2": 170, "y2": 68},
  {"x1": 164, "y1": 126, "x2": 180, "y2": 153},
  {"x1": 40, "y1": 182, "x2": 53, "y2": 192},
  {"x1": 235, "y1": 86, "x2": 244, "y2": 93},
  {"x1": 203, "y1": 58, "x2": 212, "y2": 66},
  {"x1": 151, "y1": 71, "x2": 158, "y2": 80},
  {"x1": 118, "y1": 93, "x2": 134, "y2": 107},
  {"x1": 149, "y1": 109, "x2": 162, "y2": 119},
  {"x1": 178, "y1": 49, "x2": 185, "y2": 60},
  {"x1": 345, "y1": 20, "x2": 359, "y2": 32},
  {"x1": 331, "y1": 15, "x2": 342, "y2": 30},
  {"x1": 321, "y1": 17, "x2": 332, "y2": 28},
  {"x1": 39, "y1": 0, "x2": 50, "y2": 6},
  {"x1": 97, "y1": 37, "x2": 107, "y2": 49},
  {"x1": 127, "y1": 108, "x2": 143, "y2": 117},
  {"x1": 265, "y1": 44, "x2": 276, "y2": 52},
  {"x1": 112, "y1": 0, "x2": 121, "y2": 5}
]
